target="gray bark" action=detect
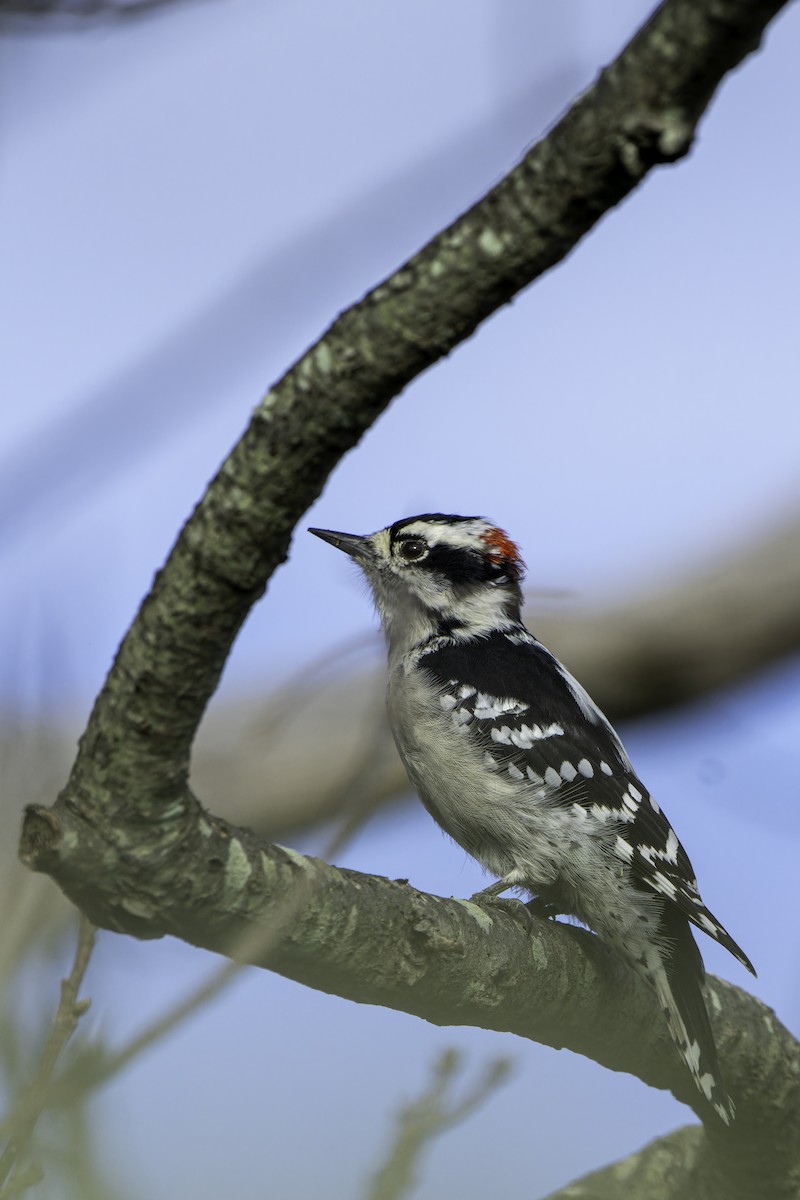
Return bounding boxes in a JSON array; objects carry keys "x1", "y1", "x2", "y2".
[{"x1": 18, "y1": 818, "x2": 800, "y2": 1198}]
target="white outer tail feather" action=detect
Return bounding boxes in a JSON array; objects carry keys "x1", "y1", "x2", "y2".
[{"x1": 647, "y1": 959, "x2": 734, "y2": 1125}]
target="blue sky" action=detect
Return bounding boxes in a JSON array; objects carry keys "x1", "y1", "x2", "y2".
[{"x1": 2, "y1": 1, "x2": 799, "y2": 1196}]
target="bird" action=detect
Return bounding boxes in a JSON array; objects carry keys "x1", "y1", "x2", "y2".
[{"x1": 309, "y1": 512, "x2": 755, "y2": 1123}]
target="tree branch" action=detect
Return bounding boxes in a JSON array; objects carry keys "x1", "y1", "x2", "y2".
[
  {"x1": 35, "y1": 0, "x2": 789, "y2": 826},
  {"x1": 0, "y1": 0, "x2": 197, "y2": 22},
  {"x1": 0, "y1": 915, "x2": 96, "y2": 1195},
  {"x1": 18, "y1": 0, "x2": 790, "y2": 925},
  {"x1": 542, "y1": 1125, "x2": 707, "y2": 1199},
  {"x1": 364, "y1": 1049, "x2": 513, "y2": 1200},
  {"x1": 17, "y1": 820, "x2": 800, "y2": 1198}
]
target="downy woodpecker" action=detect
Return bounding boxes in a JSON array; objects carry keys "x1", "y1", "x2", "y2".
[{"x1": 310, "y1": 513, "x2": 754, "y2": 1122}]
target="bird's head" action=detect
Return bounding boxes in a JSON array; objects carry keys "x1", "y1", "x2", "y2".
[{"x1": 310, "y1": 513, "x2": 526, "y2": 653}]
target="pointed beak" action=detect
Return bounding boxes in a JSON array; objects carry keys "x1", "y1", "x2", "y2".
[{"x1": 308, "y1": 527, "x2": 372, "y2": 562}]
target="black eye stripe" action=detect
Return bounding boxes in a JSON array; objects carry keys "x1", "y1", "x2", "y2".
[{"x1": 425, "y1": 545, "x2": 501, "y2": 582}]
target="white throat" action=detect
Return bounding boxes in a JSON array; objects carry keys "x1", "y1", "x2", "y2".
[{"x1": 376, "y1": 578, "x2": 518, "y2": 666}]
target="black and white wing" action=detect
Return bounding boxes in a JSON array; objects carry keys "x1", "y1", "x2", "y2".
[{"x1": 421, "y1": 629, "x2": 755, "y2": 976}]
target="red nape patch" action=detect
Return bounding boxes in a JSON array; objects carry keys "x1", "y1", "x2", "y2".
[{"x1": 480, "y1": 526, "x2": 526, "y2": 578}]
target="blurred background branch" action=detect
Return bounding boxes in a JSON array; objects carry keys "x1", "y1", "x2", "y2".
[
  {"x1": 0, "y1": 916, "x2": 95, "y2": 1199},
  {"x1": 0, "y1": 0, "x2": 199, "y2": 25},
  {"x1": 364, "y1": 1050, "x2": 513, "y2": 1200}
]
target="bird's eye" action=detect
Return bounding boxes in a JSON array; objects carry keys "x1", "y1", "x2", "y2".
[{"x1": 398, "y1": 538, "x2": 427, "y2": 562}]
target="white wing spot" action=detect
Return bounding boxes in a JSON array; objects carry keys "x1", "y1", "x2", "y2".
[
  {"x1": 511, "y1": 722, "x2": 563, "y2": 745},
  {"x1": 600, "y1": 761, "x2": 613, "y2": 776},
  {"x1": 439, "y1": 694, "x2": 458, "y2": 712},
  {"x1": 483, "y1": 752, "x2": 498, "y2": 770},
  {"x1": 649, "y1": 795, "x2": 661, "y2": 814},
  {"x1": 508, "y1": 762, "x2": 524, "y2": 781},
  {"x1": 577, "y1": 759, "x2": 594, "y2": 778},
  {"x1": 473, "y1": 693, "x2": 527, "y2": 719},
  {"x1": 628, "y1": 784, "x2": 642, "y2": 801},
  {"x1": 451, "y1": 709, "x2": 473, "y2": 727},
  {"x1": 560, "y1": 761, "x2": 578, "y2": 782},
  {"x1": 526, "y1": 766, "x2": 544, "y2": 784},
  {"x1": 664, "y1": 829, "x2": 679, "y2": 864},
  {"x1": 458, "y1": 684, "x2": 477, "y2": 700},
  {"x1": 544, "y1": 766, "x2": 561, "y2": 788},
  {"x1": 614, "y1": 836, "x2": 634, "y2": 862},
  {"x1": 590, "y1": 805, "x2": 618, "y2": 824},
  {"x1": 490, "y1": 726, "x2": 512, "y2": 745}
]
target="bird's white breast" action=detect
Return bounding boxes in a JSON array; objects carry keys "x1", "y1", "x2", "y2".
[{"x1": 387, "y1": 661, "x2": 584, "y2": 890}]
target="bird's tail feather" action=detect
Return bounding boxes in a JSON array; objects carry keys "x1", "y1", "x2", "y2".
[{"x1": 645, "y1": 909, "x2": 734, "y2": 1124}]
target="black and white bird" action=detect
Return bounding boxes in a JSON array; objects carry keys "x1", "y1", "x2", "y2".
[{"x1": 310, "y1": 513, "x2": 755, "y2": 1123}]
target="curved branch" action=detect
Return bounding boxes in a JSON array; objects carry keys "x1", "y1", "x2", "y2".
[
  {"x1": 18, "y1": 807, "x2": 800, "y2": 1199},
  {"x1": 49, "y1": 0, "x2": 788, "y2": 821}
]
